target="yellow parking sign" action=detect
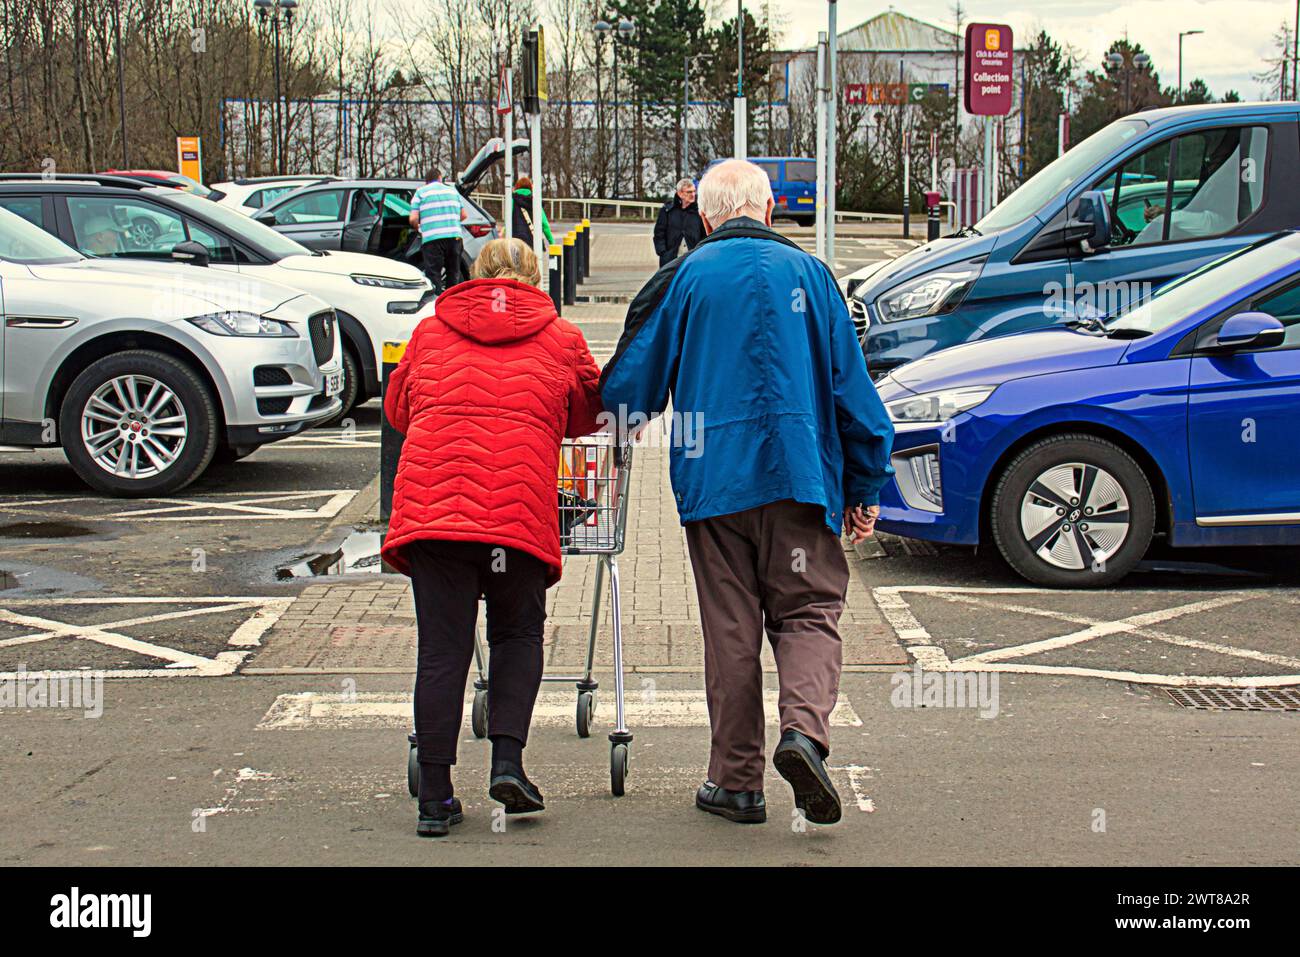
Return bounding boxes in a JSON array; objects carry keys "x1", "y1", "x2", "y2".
[{"x1": 176, "y1": 136, "x2": 202, "y2": 184}]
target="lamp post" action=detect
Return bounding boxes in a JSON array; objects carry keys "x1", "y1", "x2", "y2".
[
  {"x1": 595, "y1": 17, "x2": 636, "y2": 199},
  {"x1": 113, "y1": 0, "x2": 128, "y2": 167},
  {"x1": 1105, "y1": 49, "x2": 1151, "y2": 115},
  {"x1": 1177, "y1": 29, "x2": 1203, "y2": 103},
  {"x1": 255, "y1": 0, "x2": 298, "y2": 175}
]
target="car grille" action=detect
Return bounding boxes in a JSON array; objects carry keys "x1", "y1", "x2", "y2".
[
  {"x1": 257, "y1": 396, "x2": 292, "y2": 416},
  {"x1": 254, "y1": 365, "x2": 293, "y2": 387},
  {"x1": 308, "y1": 311, "x2": 336, "y2": 366}
]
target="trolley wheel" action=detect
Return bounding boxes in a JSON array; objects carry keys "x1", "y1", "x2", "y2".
[
  {"x1": 471, "y1": 688, "x2": 489, "y2": 739},
  {"x1": 407, "y1": 739, "x2": 419, "y2": 798},
  {"x1": 610, "y1": 742, "x2": 629, "y2": 797},
  {"x1": 576, "y1": 690, "x2": 597, "y2": 738}
]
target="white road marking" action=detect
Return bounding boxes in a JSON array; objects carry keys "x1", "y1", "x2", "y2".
[
  {"x1": 256, "y1": 689, "x2": 864, "y2": 731},
  {"x1": 871, "y1": 585, "x2": 1300, "y2": 688},
  {"x1": 0, "y1": 596, "x2": 290, "y2": 679},
  {"x1": 275, "y1": 430, "x2": 381, "y2": 450},
  {"x1": 835, "y1": 764, "x2": 876, "y2": 812},
  {"x1": 106, "y1": 490, "x2": 356, "y2": 521}
]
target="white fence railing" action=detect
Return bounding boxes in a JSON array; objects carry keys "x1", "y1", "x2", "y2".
[{"x1": 471, "y1": 192, "x2": 905, "y2": 225}]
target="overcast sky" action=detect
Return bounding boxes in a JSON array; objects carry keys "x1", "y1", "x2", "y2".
[{"x1": 772, "y1": 1, "x2": 1292, "y2": 98}]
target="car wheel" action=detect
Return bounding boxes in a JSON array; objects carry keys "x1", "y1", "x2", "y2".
[
  {"x1": 989, "y1": 434, "x2": 1155, "y2": 588},
  {"x1": 129, "y1": 217, "x2": 159, "y2": 248},
  {"x1": 59, "y1": 350, "x2": 218, "y2": 497},
  {"x1": 317, "y1": 347, "x2": 360, "y2": 428}
]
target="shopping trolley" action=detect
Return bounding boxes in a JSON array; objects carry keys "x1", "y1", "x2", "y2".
[{"x1": 407, "y1": 434, "x2": 636, "y2": 797}]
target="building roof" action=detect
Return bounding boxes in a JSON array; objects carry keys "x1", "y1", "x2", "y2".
[{"x1": 837, "y1": 10, "x2": 957, "y2": 51}]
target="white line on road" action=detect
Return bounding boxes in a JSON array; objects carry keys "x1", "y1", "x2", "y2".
[
  {"x1": 256, "y1": 689, "x2": 864, "y2": 731},
  {"x1": 870, "y1": 585, "x2": 1300, "y2": 687}
]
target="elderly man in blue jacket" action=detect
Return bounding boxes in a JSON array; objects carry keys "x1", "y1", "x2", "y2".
[{"x1": 599, "y1": 159, "x2": 894, "y2": 826}]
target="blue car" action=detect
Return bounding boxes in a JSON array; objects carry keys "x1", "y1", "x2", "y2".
[
  {"x1": 847, "y1": 102, "x2": 1300, "y2": 377},
  {"x1": 875, "y1": 231, "x2": 1300, "y2": 587}
]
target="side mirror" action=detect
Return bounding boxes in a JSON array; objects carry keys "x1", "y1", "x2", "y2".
[
  {"x1": 1072, "y1": 190, "x2": 1111, "y2": 252},
  {"x1": 171, "y1": 240, "x2": 210, "y2": 267},
  {"x1": 254, "y1": 211, "x2": 277, "y2": 226},
  {"x1": 1212, "y1": 311, "x2": 1285, "y2": 352}
]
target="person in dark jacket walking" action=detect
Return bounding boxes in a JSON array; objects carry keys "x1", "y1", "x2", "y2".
[
  {"x1": 652, "y1": 178, "x2": 705, "y2": 266},
  {"x1": 384, "y1": 238, "x2": 603, "y2": 837},
  {"x1": 601, "y1": 159, "x2": 894, "y2": 828},
  {"x1": 510, "y1": 176, "x2": 554, "y2": 250}
]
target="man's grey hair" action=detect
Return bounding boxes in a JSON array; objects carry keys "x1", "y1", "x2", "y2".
[
  {"x1": 697, "y1": 159, "x2": 772, "y2": 226},
  {"x1": 675, "y1": 178, "x2": 695, "y2": 193}
]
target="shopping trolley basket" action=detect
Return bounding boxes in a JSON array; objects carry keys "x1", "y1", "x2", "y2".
[{"x1": 407, "y1": 434, "x2": 636, "y2": 797}]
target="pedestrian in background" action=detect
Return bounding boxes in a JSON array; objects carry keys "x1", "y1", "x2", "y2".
[
  {"x1": 653, "y1": 178, "x2": 704, "y2": 266},
  {"x1": 409, "y1": 166, "x2": 468, "y2": 293},
  {"x1": 601, "y1": 159, "x2": 894, "y2": 827},
  {"x1": 511, "y1": 175, "x2": 553, "y2": 250},
  {"x1": 383, "y1": 237, "x2": 603, "y2": 838}
]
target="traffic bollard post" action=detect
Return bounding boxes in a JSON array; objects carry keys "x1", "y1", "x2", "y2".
[
  {"x1": 580, "y1": 218, "x2": 592, "y2": 278},
  {"x1": 563, "y1": 231, "x2": 576, "y2": 306},
  {"x1": 548, "y1": 243, "x2": 563, "y2": 315},
  {"x1": 925, "y1": 190, "x2": 941, "y2": 242},
  {"x1": 379, "y1": 339, "x2": 407, "y2": 538}
]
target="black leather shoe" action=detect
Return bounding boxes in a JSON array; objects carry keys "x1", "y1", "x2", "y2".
[
  {"x1": 773, "y1": 730, "x2": 841, "y2": 825},
  {"x1": 695, "y1": 781, "x2": 767, "y2": 824},
  {"x1": 489, "y1": 772, "x2": 545, "y2": 814},
  {"x1": 416, "y1": 797, "x2": 464, "y2": 838}
]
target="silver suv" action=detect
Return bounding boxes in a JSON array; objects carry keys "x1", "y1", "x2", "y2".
[{"x1": 0, "y1": 207, "x2": 342, "y2": 496}]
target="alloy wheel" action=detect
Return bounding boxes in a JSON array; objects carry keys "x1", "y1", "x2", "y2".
[
  {"x1": 80, "y1": 374, "x2": 189, "y2": 479},
  {"x1": 1018, "y1": 462, "x2": 1131, "y2": 571}
]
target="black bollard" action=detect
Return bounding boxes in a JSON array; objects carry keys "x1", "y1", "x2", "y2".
[
  {"x1": 925, "y1": 190, "x2": 941, "y2": 242},
  {"x1": 563, "y1": 232, "x2": 576, "y2": 306},
  {"x1": 379, "y1": 340, "x2": 407, "y2": 529},
  {"x1": 548, "y1": 243, "x2": 563, "y2": 316}
]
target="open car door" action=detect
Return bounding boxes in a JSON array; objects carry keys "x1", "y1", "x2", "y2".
[{"x1": 458, "y1": 138, "x2": 530, "y2": 196}]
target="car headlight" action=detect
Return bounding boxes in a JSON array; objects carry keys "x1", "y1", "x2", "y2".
[
  {"x1": 876, "y1": 263, "x2": 980, "y2": 322},
  {"x1": 185, "y1": 312, "x2": 297, "y2": 337},
  {"x1": 351, "y1": 274, "x2": 427, "y2": 289},
  {"x1": 886, "y1": 386, "x2": 996, "y2": 424}
]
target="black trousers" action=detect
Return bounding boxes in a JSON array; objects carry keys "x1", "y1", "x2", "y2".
[
  {"x1": 421, "y1": 237, "x2": 463, "y2": 293},
  {"x1": 408, "y1": 539, "x2": 548, "y2": 765}
]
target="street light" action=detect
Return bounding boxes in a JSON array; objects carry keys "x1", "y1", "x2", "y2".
[
  {"x1": 595, "y1": 17, "x2": 635, "y2": 199},
  {"x1": 255, "y1": 0, "x2": 298, "y2": 175},
  {"x1": 1105, "y1": 50, "x2": 1151, "y2": 115},
  {"x1": 1177, "y1": 30, "x2": 1203, "y2": 103}
]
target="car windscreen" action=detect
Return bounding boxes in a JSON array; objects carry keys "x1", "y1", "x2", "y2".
[
  {"x1": 163, "y1": 190, "x2": 314, "y2": 260},
  {"x1": 1106, "y1": 234, "x2": 1299, "y2": 335},
  {"x1": 0, "y1": 206, "x2": 82, "y2": 264},
  {"x1": 976, "y1": 118, "x2": 1148, "y2": 234}
]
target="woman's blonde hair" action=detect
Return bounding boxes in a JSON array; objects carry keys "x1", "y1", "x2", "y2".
[{"x1": 470, "y1": 237, "x2": 542, "y2": 286}]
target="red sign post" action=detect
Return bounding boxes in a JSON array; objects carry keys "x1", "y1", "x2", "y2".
[{"x1": 963, "y1": 23, "x2": 1014, "y2": 116}]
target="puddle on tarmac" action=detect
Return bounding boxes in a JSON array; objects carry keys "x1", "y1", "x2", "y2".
[
  {"x1": 0, "y1": 521, "x2": 93, "y2": 539},
  {"x1": 276, "y1": 529, "x2": 383, "y2": 580}
]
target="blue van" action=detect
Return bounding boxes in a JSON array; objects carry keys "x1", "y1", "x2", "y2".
[
  {"x1": 847, "y1": 102, "x2": 1300, "y2": 377},
  {"x1": 704, "y1": 156, "x2": 817, "y2": 225}
]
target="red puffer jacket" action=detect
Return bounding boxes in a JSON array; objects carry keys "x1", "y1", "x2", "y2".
[{"x1": 382, "y1": 278, "x2": 603, "y2": 585}]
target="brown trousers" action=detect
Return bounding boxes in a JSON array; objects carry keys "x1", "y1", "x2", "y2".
[{"x1": 685, "y1": 499, "x2": 849, "y2": 792}]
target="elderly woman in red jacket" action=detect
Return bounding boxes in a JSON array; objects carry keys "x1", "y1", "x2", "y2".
[{"x1": 383, "y1": 237, "x2": 603, "y2": 837}]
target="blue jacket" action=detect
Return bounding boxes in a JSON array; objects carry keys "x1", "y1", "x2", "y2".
[{"x1": 599, "y1": 217, "x2": 894, "y2": 532}]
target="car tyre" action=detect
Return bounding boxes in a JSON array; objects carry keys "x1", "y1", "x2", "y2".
[
  {"x1": 59, "y1": 350, "x2": 219, "y2": 497},
  {"x1": 318, "y1": 347, "x2": 360, "y2": 428},
  {"x1": 989, "y1": 433, "x2": 1155, "y2": 588}
]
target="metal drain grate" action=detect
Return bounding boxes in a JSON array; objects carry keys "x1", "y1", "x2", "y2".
[{"x1": 1163, "y1": 687, "x2": 1300, "y2": 712}]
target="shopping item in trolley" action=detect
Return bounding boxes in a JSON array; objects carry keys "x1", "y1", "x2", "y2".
[{"x1": 407, "y1": 433, "x2": 636, "y2": 797}]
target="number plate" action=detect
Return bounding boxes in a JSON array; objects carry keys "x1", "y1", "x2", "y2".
[{"x1": 325, "y1": 371, "x2": 344, "y2": 396}]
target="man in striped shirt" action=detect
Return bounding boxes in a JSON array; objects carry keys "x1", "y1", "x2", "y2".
[{"x1": 409, "y1": 167, "x2": 468, "y2": 293}]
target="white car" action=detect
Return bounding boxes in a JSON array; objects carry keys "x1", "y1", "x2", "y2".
[
  {"x1": 208, "y1": 175, "x2": 341, "y2": 215},
  {"x1": 0, "y1": 206, "x2": 342, "y2": 495},
  {"x1": 0, "y1": 178, "x2": 433, "y2": 422}
]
